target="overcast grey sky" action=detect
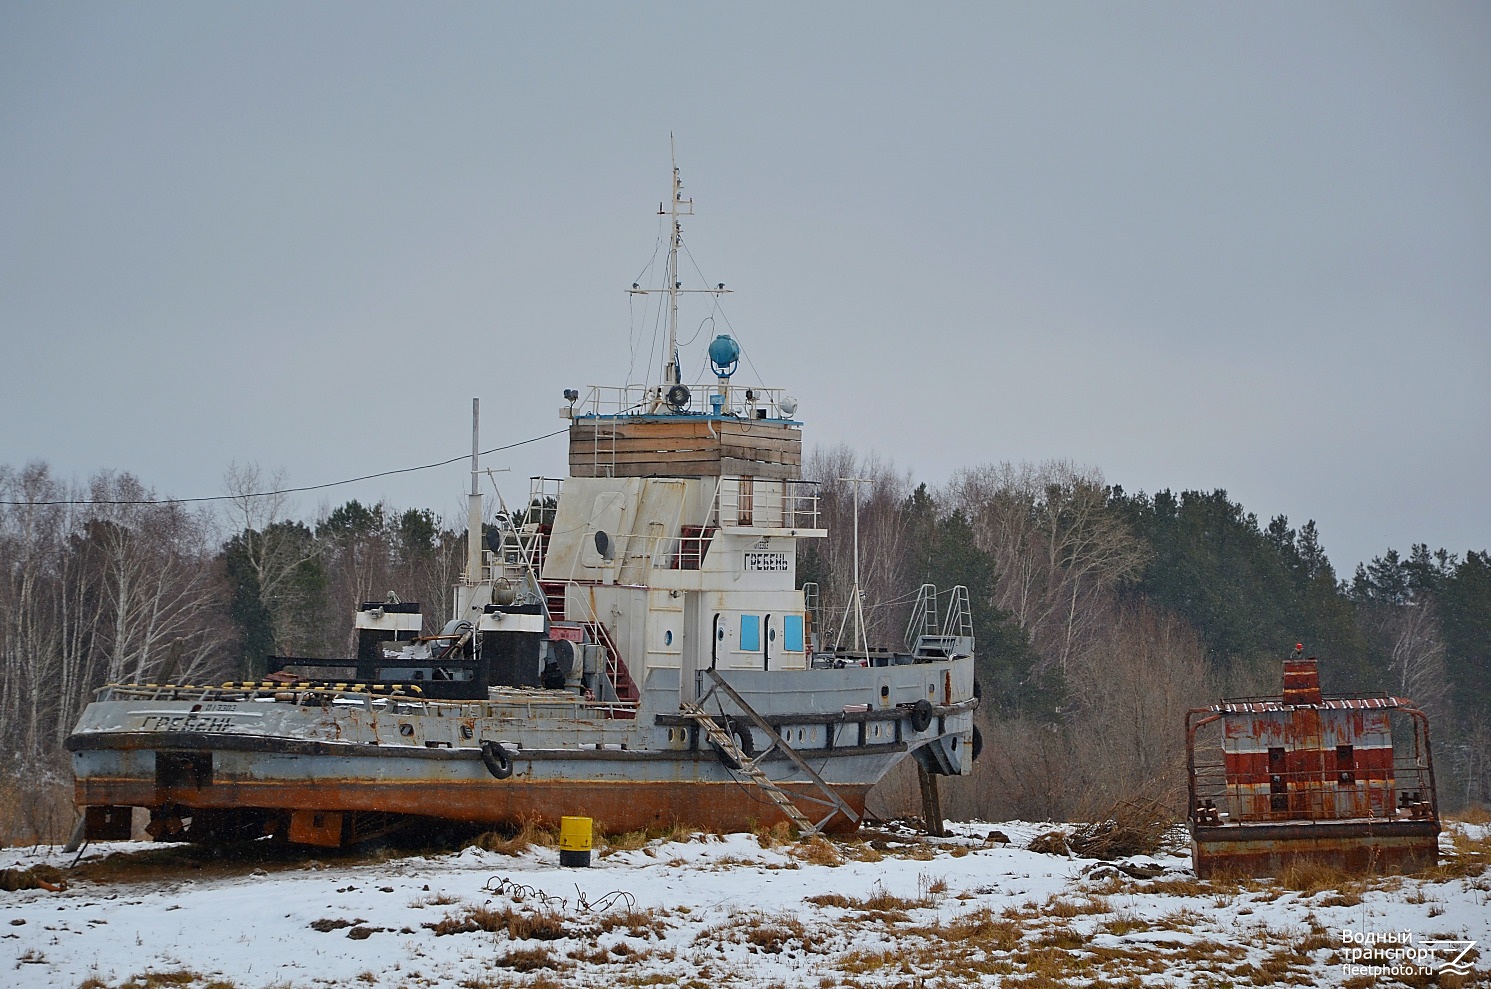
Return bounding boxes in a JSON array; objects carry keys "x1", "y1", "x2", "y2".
[{"x1": 2, "y1": 2, "x2": 1487, "y2": 572}]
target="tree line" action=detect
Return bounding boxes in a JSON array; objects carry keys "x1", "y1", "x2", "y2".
[
  {"x1": 2, "y1": 452, "x2": 1487, "y2": 838},
  {"x1": 797, "y1": 450, "x2": 1490, "y2": 821}
]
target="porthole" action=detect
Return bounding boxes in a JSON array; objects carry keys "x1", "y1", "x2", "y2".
[
  {"x1": 928, "y1": 684, "x2": 936, "y2": 695},
  {"x1": 880, "y1": 685, "x2": 890, "y2": 698},
  {"x1": 398, "y1": 723, "x2": 414, "y2": 737},
  {"x1": 664, "y1": 630, "x2": 673, "y2": 646}
]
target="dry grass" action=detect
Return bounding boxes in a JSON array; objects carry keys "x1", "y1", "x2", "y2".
[
  {"x1": 1040, "y1": 893, "x2": 1111, "y2": 918},
  {"x1": 1427, "y1": 823, "x2": 1491, "y2": 881},
  {"x1": 789, "y1": 835, "x2": 843, "y2": 866},
  {"x1": 805, "y1": 880, "x2": 934, "y2": 924},
  {"x1": 594, "y1": 905, "x2": 670, "y2": 938},
  {"x1": 649, "y1": 820, "x2": 709, "y2": 844},
  {"x1": 599, "y1": 828, "x2": 650, "y2": 855},
  {"x1": 411, "y1": 890, "x2": 461, "y2": 907},
  {"x1": 1100, "y1": 912, "x2": 1150, "y2": 936},
  {"x1": 694, "y1": 910, "x2": 824, "y2": 956},
  {"x1": 82, "y1": 973, "x2": 238, "y2": 989},
  {"x1": 426, "y1": 902, "x2": 569, "y2": 940},
  {"x1": 1448, "y1": 804, "x2": 1491, "y2": 826},
  {"x1": 1133, "y1": 876, "x2": 1216, "y2": 897},
  {"x1": 927, "y1": 907, "x2": 1025, "y2": 951},
  {"x1": 494, "y1": 946, "x2": 568, "y2": 972},
  {"x1": 817, "y1": 892, "x2": 1371, "y2": 989},
  {"x1": 752, "y1": 820, "x2": 796, "y2": 847},
  {"x1": 1274, "y1": 858, "x2": 1378, "y2": 902},
  {"x1": 467, "y1": 819, "x2": 558, "y2": 855},
  {"x1": 839, "y1": 840, "x2": 885, "y2": 863}
]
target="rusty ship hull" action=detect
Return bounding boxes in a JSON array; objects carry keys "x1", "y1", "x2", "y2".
[{"x1": 69, "y1": 660, "x2": 976, "y2": 845}]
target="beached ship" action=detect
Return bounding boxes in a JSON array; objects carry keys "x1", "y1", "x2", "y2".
[
  {"x1": 1186, "y1": 649, "x2": 1439, "y2": 877},
  {"x1": 66, "y1": 160, "x2": 980, "y2": 848}
]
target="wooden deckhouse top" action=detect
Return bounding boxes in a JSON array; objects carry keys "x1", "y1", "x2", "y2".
[{"x1": 569, "y1": 412, "x2": 802, "y2": 479}]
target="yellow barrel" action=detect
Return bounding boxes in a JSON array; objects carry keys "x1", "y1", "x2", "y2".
[{"x1": 559, "y1": 816, "x2": 592, "y2": 867}]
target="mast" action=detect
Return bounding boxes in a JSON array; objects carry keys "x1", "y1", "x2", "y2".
[
  {"x1": 837, "y1": 476, "x2": 871, "y2": 653},
  {"x1": 630, "y1": 137, "x2": 729, "y2": 392},
  {"x1": 466, "y1": 398, "x2": 482, "y2": 583},
  {"x1": 664, "y1": 142, "x2": 686, "y2": 387}
]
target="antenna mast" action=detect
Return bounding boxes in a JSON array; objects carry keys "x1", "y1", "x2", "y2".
[
  {"x1": 466, "y1": 398, "x2": 483, "y2": 584},
  {"x1": 836, "y1": 476, "x2": 872, "y2": 654},
  {"x1": 629, "y1": 136, "x2": 730, "y2": 391},
  {"x1": 664, "y1": 139, "x2": 688, "y2": 387}
]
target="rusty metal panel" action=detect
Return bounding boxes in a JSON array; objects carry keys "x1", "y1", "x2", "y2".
[
  {"x1": 288, "y1": 810, "x2": 344, "y2": 847},
  {"x1": 1218, "y1": 703, "x2": 1404, "y2": 822},
  {"x1": 84, "y1": 805, "x2": 133, "y2": 841},
  {"x1": 1281, "y1": 658, "x2": 1323, "y2": 705},
  {"x1": 1192, "y1": 821, "x2": 1439, "y2": 878}
]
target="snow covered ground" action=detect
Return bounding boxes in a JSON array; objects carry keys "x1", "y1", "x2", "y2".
[{"x1": 2, "y1": 820, "x2": 1487, "y2": 988}]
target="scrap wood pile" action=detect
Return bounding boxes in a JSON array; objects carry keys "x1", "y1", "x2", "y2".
[{"x1": 1067, "y1": 797, "x2": 1173, "y2": 860}]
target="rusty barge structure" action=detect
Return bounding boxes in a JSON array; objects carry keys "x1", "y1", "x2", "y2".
[
  {"x1": 66, "y1": 160, "x2": 979, "y2": 848},
  {"x1": 1186, "y1": 653, "x2": 1439, "y2": 877}
]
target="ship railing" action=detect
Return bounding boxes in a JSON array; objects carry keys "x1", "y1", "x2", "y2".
[
  {"x1": 569, "y1": 383, "x2": 797, "y2": 420},
  {"x1": 549, "y1": 591, "x2": 641, "y2": 711},
  {"x1": 91, "y1": 681, "x2": 641, "y2": 718},
  {"x1": 92, "y1": 681, "x2": 428, "y2": 705},
  {"x1": 524, "y1": 477, "x2": 563, "y2": 525},
  {"x1": 712, "y1": 477, "x2": 821, "y2": 531},
  {"x1": 905, "y1": 585, "x2": 939, "y2": 652},
  {"x1": 479, "y1": 526, "x2": 545, "y2": 584}
]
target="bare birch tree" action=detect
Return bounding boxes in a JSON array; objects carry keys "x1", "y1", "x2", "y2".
[
  {"x1": 802, "y1": 446, "x2": 914, "y2": 649},
  {"x1": 221, "y1": 462, "x2": 324, "y2": 653},
  {"x1": 946, "y1": 461, "x2": 1149, "y2": 675}
]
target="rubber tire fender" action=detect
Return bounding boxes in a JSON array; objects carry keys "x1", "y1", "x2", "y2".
[
  {"x1": 971, "y1": 725, "x2": 984, "y2": 762},
  {"x1": 481, "y1": 740, "x2": 514, "y2": 780},
  {"x1": 910, "y1": 698, "x2": 935, "y2": 733},
  {"x1": 711, "y1": 716, "x2": 755, "y2": 771}
]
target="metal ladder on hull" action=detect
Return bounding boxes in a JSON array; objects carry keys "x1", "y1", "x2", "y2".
[{"x1": 679, "y1": 669, "x2": 861, "y2": 836}]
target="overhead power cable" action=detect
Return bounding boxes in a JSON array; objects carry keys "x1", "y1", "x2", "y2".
[{"x1": 0, "y1": 426, "x2": 572, "y2": 507}]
